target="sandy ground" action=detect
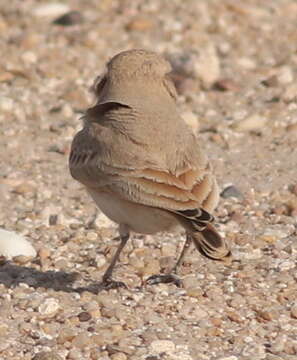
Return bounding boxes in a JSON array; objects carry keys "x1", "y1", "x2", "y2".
[{"x1": 0, "y1": 1, "x2": 297, "y2": 359}]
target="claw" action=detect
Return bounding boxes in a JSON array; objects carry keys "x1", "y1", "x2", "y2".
[
  {"x1": 102, "y1": 278, "x2": 127, "y2": 290},
  {"x1": 146, "y1": 274, "x2": 182, "y2": 287}
]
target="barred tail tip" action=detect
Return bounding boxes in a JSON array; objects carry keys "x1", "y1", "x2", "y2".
[{"x1": 191, "y1": 223, "x2": 232, "y2": 264}]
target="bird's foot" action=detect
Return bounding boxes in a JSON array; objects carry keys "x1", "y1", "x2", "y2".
[
  {"x1": 146, "y1": 274, "x2": 182, "y2": 287},
  {"x1": 83, "y1": 278, "x2": 127, "y2": 294},
  {"x1": 101, "y1": 277, "x2": 127, "y2": 290}
]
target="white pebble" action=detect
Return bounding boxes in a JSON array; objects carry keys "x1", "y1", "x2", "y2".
[
  {"x1": 150, "y1": 340, "x2": 175, "y2": 354},
  {"x1": 234, "y1": 114, "x2": 267, "y2": 132},
  {"x1": 237, "y1": 57, "x2": 256, "y2": 70},
  {"x1": 86, "y1": 231, "x2": 98, "y2": 241},
  {"x1": 279, "y1": 260, "x2": 295, "y2": 271},
  {"x1": 277, "y1": 66, "x2": 294, "y2": 84},
  {"x1": 0, "y1": 97, "x2": 14, "y2": 112},
  {"x1": 94, "y1": 211, "x2": 114, "y2": 228},
  {"x1": 232, "y1": 248, "x2": 262, "y2": 260},
  {"x1": 21, "y1": 51, "x2": 37, "y2": 64},
  {"x1": 194, "y1": 43, "x2": 220, "y2": 87},
  {"x1": 244, "y1": 336, "x2": 254, "y2": 343},
  {"x1": 32, "y1": 3, "x2": 70, "y2": 18},
  {"x1": 0, "y1": 229, "x2": 36, "y2": 258},
  {"x1": 61, "y1": 103, "x2": 74, "y2": 118},
  {"x1": 181, "y1": 111, "x2": 199, "y2": 133},
  {"x1": 95, "y1": 254, "x2": 106, "y2": 268},
  {"x1": 39, "y1": 298, "x2": 60, "y2": 316},
  {"x1": 262, "y1": 226, "x2": 294, "y2": 240}
]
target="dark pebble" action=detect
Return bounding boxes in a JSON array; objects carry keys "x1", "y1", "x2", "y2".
[
  {"x1": 53, "y1": 11, "x2": 83, "y2": 26},
  {"x1": 221, "y1": 185, "x2": 244, "y2": 200},
  {"x1": 78, "y1": 311, "x2": 92, "y2": 322}
]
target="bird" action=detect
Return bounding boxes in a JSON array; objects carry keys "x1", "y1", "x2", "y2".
[{"x1": 69, "y1": 49, "x2": 231, "y2": 289}]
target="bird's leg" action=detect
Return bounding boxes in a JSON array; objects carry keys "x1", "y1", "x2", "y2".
[
  {"x1": 101, "y1": 224, "x2": 130, "y2": 290},
  {"x1": 171, "y1": 233, "x2": 192, "y2": 273},
  {"x1": 146, "y1": 233, "x2": 192, "y2": 287}
]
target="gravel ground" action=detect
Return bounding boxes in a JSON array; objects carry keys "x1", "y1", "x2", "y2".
[{"x1": 1, "y1": 1, "x2": 297, "y2": 359}]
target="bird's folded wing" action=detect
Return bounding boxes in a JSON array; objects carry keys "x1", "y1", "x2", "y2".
[{"x1": 69, "y1": 130, "x2": 217, "y2": 213}]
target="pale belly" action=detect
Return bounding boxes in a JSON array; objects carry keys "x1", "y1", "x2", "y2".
[{"x1": 86, "y1": 188, "x2": 181, "y2": 234}]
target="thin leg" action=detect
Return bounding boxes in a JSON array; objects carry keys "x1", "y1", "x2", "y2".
[
  {"x1": 101, "y1": 224, "x2": 130, "y2": 289},
  {"x1": 171, "y1": 233, "x2": 192, "y2": 273},
  {"x1": 146, "y1": 233, "x2": 192, "y2": 287},
  {"x1": 87, "y1": 209, "x2": 98, "y2": 229}
]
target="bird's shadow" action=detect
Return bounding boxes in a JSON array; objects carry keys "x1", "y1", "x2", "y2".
[{"x1": 0, "y1": 261, "x2": 108, "y2": 294}]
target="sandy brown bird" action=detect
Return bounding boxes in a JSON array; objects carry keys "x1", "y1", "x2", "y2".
[{"x1": 69, "y1": 49, "x2": 231, "y2": 289}]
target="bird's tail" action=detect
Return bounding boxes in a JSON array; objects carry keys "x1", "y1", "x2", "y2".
[
  {"x1": 174, "y1": 207, "x2": 231, "y2": 262},
  {"x1": 190, "y1": 223, "x2": 231, "y2": 262}
]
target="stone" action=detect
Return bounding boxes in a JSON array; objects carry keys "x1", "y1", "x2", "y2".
[
  {"x1": 233, "y1": 114, "x2": 267, "y2": 132},
  {"x1": 72, "y1": 332, "x2": 92, "y2": 348},
  {"x1": 33, "y1": 352, "x2": 62, "y2": 360},
  {"x1": 290, "y1": 305, "x2": 297, "y2": 319},
  {"x1": 32, "y1": 3, "x2": 70, "y2": 18},
  {"x1": 0, "y1": 323, "x2": 8, "y2": 336},
  {"x1": 110, "y1": 353, "x2": 127, "y2": 360},
  {"x1": 277, "y1": 66, "x2": 294, "y2": 84},
  {"x1": 150, "y1": 340, "x2": 175, "y2": 354},
  {"x1": 57, "y1": 328, "x2": 76, "y2": 344},
  {"x1": 78, "y1": 311, "x2": 92, "y2": 322},
  {"x1": 0, "y1": 229, "x2": 36, "y2": 259},
  {"x1": 181, "y1": 111, "x2": 199, "y2": 133},
  {"x1": 126, "y1": 17, "x2": 154, "y2": 31},
  {"x1": 213, "y1": 78, "x2": 239, "y2": 92},
  {"x1": 194, "y1": 43, "x2": 221, "y2": 88},
  {"x1": 38, "y1": 298, "x2": 60, "y2": 317},
  {"x1": 0, "y1": 96, "x2": 14, "y2": 112},
  {"x1": 221, "y1": 185, "x2": 244, "y2": 200},
  {"x1": 53, "y1": 11, "x2": 83, "y2": 26}
]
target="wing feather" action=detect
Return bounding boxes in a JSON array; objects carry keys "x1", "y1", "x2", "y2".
[
  {"x1": 69, "y1": 103, "x2": 218, "y2": 215},
  {"x1": 70, "y1": 139, "x2": 216, "y2": 213}
]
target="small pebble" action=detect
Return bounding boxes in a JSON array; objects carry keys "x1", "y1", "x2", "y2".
[
  {"x1": 181, "y1": 111, "x2": 199, "y2": 133},
  {"x1": 221, "y1": 185, "x2": 244, "y2": 199},
  {"x1": 0, "y1": 323, "x2": 8, "y2": 336},
  {"x1": 110, "y1": 353, "x2": 127, "y2": 360},
  {"x1": 150, "y1": 340, "x2": 175, "y2": 354},
  {"x1": 290, "y1": 305, "x2": 297, "y2": 319},
  {"x1": 0, "y1": 96, "x2": 14, "y2": 112},
  {"x1": 57, "y1": 328, "x2": 76, "y2": 344},
  {"x1": 72, "y1": 332, "x2": 92, "y2": 348},
  {"x1": 256, "y1": 310, "x2": 276, "y2": 321},
  {"x1": 33, "y1": 352, "x2": 63, "y2": 360},
  {"x1": 12, "y1": 255, "x2": 33, "y2": 264},
  {"x1": 53, "y1": 11, "x2": 83, "y2": 26},
  {"x1": 227, "y1": 311, "x2": 244, "y2": 323},
  {"x1": 38, "y1": 298, "x2": 60, "y2": 317},
  {"x1": 33, "y1": 3, "x2": 70, "y2": 17},
  {"x1": 213, "y1": 78, "x2": 239, "y2": 92},
  {"x1": 39, "y1": 247, "x2": 51, "y2": 261},
  {"x1": 78, "y1": 311, "x2": 92, "y2": 322},
  {"x1": 126, "y1": 17, "x2": 154, "y2": 31},
  {"x1": 277, "y1": 66, "x2": 294, "y2": 84},
  {"x1": 233, "y1": 114, "x2": 267, "y2": 132},
  {"x1": 194, "y1": 43, "x2": 221, "y2": 88}
]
